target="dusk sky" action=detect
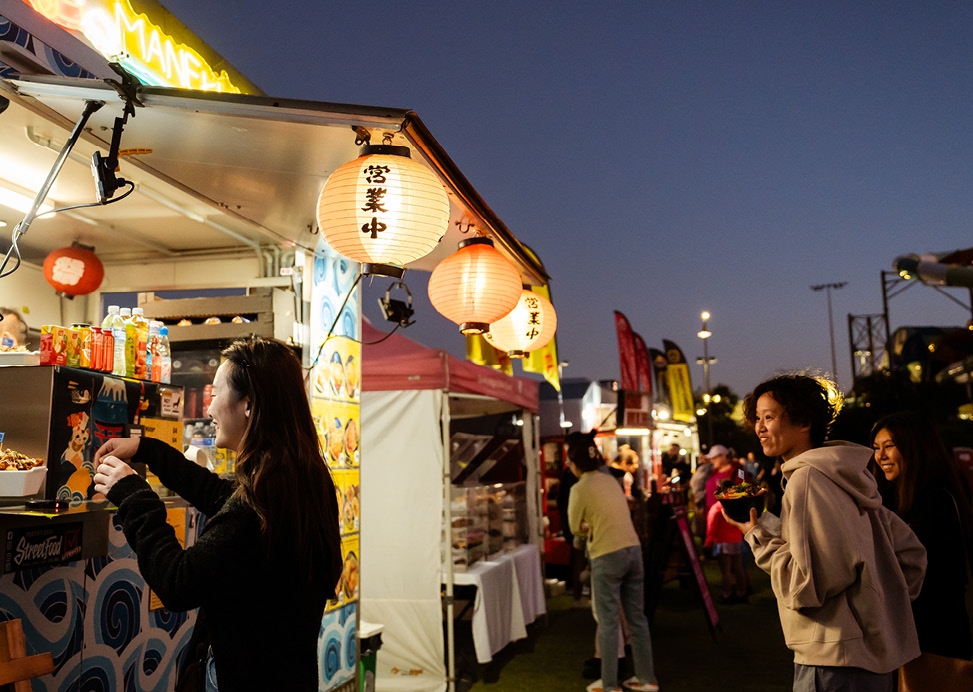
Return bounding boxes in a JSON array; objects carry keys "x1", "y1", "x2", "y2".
[{"x1": 159, "y1": 0, "x2": 973, "y2": 397}]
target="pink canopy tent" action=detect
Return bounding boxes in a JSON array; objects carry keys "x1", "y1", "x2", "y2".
[
  {"x1": 361, "y1": 320, "x2": 539, "y2": 412},
  {"x1": 358, "y1": 319, "x2": 542, "y2": 692}
]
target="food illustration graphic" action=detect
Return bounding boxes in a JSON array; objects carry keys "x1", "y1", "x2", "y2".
[{"x1": 344, "y1": 418, "x2": 359, "y2": 465}]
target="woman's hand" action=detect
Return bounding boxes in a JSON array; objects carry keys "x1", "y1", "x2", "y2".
[
  {"x1": 93, "y1": 455, "x2": 137, "y2": 496},
  {"x1": 93, "y1": 437, "x2": 141, "y2": 467},
  {"x1": 723, "y1": 506, "x2": 759, "y2": 534}
]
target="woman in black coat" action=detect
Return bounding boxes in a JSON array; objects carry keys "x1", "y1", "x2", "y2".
[
  {"x1": 94, "y1": 337, "x2": 342, "y2": 691},
  {"x1": 870, "y1": 411, "x2": 973, "y2": 660}
]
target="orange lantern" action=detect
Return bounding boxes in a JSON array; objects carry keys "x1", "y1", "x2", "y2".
[
  {"x1": 483, "y1": 288, "x2": 557, "y2": 357},
  {"x1": 427, "y1": 237, "x2": 523, "y2": 334},
  {"x1": 43, "y1": 243, "x2": 104, "y2": 297},
  {"x1": 316, "y1": 144, "x2": 450, "y2": 278}
]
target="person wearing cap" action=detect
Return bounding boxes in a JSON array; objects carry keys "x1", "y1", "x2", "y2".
[
  {"x1": 701, "y1": 444, "x2": 752, "y2": 603},
  {"x1": 566, "y1": 430, "x2": 660, "y2": 692}
]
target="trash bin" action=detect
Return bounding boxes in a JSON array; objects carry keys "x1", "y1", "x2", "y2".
[{"x1": 358, "y1": 620, "x2": 384, "y2": 692}]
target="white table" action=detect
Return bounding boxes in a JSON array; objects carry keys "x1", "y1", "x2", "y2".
[{"x1": 449, "y1": 543, "x2": 546, "y2": 663}]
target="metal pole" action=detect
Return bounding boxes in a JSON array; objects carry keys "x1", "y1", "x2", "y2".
[
  {"x1": 703, "y1": 338, "x2": 713, "y2": 445},
  {"x1": 826, "y1": 286, "x2": 837, "y2": 381},
  {"x1": 810, "y1": 282, "x2": 846, "y2": 384}
]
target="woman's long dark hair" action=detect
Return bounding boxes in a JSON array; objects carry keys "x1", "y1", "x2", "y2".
[
  {"x1": 869, "y1": 411, "x2": 973, "y2": 562},
  {"x1": 222, "y1": 337, "x2": 342, "y2": 597}
]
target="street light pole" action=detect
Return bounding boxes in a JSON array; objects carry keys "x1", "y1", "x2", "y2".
[
  {"x1": 696, "y1": 311, "x2": 717, "y2": 447},
  {"x1": 810, "y1": 282, "x2": 847, "y2": 383}
]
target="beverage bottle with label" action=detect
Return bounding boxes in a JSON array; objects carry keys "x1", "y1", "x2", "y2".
[
  {"x1": 101, "y1": 326, "x2": 115, "y2": 372},
  {"x1": 112, "y1": 308, "x2": 129, "y2": 376},
  {"x1": 101, "y1": 305, "x2": 118, "y2": 373},
  {"x1": 148, "y1": 320, "x2": 161, "y2": 382},
  {"x1": 131, "y1": 308, "x2": 149, "y2": 379},
  {"x1": 103, "y1": 305, "x2": 119, "y2": 330},
  {"x1": 120, "y1": 307, "x2": 135, "y2": 377},
  {"x1": 157, "y1": 325, "x2": 172, "y2": 384}
]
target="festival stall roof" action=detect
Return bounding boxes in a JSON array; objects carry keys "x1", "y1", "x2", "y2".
[
  {"x1": 361, "y1": 320, "x2": 538, "y2": 415},
  {"x1": 0, "y1": 73, "x2": 547, "y2": 283}
]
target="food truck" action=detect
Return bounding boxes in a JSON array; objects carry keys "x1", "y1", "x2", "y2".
[{"x1": 0, "y1": 3, "x2": 548, "y2": 691}]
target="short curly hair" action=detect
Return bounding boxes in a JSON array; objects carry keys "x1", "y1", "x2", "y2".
[{"x1": 743, "y1": 374, "x2": 841, "y2": 448}]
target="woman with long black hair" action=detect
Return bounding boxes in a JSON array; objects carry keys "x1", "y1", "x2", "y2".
[
  {"x1": 94, "y1": 337, "x2": 342, "y2": 691},
  {"x1": 870, "y1": 411, "x2": 973, "y2": 661}
]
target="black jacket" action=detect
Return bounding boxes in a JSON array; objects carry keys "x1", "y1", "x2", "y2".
[{"x1": 107, "y1": 438, "x2": 328, "y2": 691}]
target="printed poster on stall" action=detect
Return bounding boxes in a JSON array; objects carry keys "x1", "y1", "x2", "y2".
[{"x1": 309, "y1": 241, "x2": 361, "y2": 691}]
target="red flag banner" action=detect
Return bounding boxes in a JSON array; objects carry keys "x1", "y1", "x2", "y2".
[
  {"x1": 614, "y1": 311, "x2": 638, "y2": 391},
  {"x1": 633, "y1": 332, "x2": 653, "y2": 397},
  {"x1": 662, "y1": 339, "x2": 695, "y2": 422}
]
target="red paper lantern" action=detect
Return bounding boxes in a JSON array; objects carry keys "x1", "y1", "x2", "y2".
[
  {"x1": 43, "y1": 244, "x2": 104, "y2": 297},
  {"x1": 427, "y1": 237, "x2": 523, "y2": 334}
]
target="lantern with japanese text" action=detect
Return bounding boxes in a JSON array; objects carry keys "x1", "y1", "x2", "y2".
[
  {"x1": 316, "y1": 144, "x2": 450, "y2": 278},
  {"x1": 43, "y1": 243, "x2": 104, "y2": 297},
  {"x1": 483, "y1": 288, "x2": 557, "y2": 357},
  {"x1": 427, "y1": 237, "x2": 523, "y2": 334}
]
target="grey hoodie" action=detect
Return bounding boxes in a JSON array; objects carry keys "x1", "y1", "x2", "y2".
[{"x1": 746, "y1": 441, "x2": 927, "y2": 674}]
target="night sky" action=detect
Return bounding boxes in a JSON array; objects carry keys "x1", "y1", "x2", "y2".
[{"x1": 158, "y1": 0, "x2": 973, "y2": 397}]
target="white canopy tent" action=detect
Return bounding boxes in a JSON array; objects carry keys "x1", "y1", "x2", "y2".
[{"x1": 358, "y1": 320, "x2": 541, "y2": 692}]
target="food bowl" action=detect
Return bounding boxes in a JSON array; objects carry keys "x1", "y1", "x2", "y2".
[
  {"x1": 0, "y1": 466, "x2": 48, "y2": 497},
  {"x1": 715, "y1": 486, "x2": 767, "y2": 523}
]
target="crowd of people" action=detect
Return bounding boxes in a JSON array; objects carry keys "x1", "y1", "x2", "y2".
[{"x1": 551, "y1": 371, "x2": 973, "y2": 692}]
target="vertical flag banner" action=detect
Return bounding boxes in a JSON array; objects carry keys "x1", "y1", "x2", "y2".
[
  {"x1": 649, "y1": 347, "x2": 671, "y2": 406},
  {"x1": 519, "y1": 244, "x2": 560, "y2": 391},
  {"x1": 520, "y1": 284, "x2": 561, "y2": 391},
  {"x1": 662, "y1": 339, "x2": 694, "y2": 422},
  {"x1": 465, "y1": 334, "x2": 513, "y2": 376},
  {"x1": 614, "y1": 311, "x2": 638, "y2": 392},
  {"x1": 633, "y1": 332, "x2": 653, "y2": 398}
]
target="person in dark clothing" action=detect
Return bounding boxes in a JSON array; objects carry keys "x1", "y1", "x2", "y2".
[
  {"x1": 94, "y1": 337, "x2": 342, "y2": 692},
  {"x1": 869, "y1": 411, "x2": 973, "y2": 661},
  {"x1": 557, "y1": 459, "x2": 588, "y2": 606}
]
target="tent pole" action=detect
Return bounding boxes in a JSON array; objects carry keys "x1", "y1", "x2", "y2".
[{"x1": 442, "y1": 389, "x2": 456, "y2": 692}]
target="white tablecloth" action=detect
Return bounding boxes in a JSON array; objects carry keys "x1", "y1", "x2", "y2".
[{"x1": 449, "y1": 543, "x2": 546, "y2": 663}]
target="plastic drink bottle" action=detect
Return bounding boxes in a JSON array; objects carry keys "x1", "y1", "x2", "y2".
[
  {"x1": 157, "y1": 325, "x2": 171, "y2": 384},
  {"x1": 147, "y1": 320, "x2": 161, "y2": 382},
  {"x1": 131, "y1": 308, "x2": 149, "y2": 379},
  {"x1": 103, "y1": 305, "x2": 119, "y2": 330},
  {"x1": 101, "y1": 327, "x2": 115, "y2": 373},
  {"x1": 112, "y1": 308, "x2": 129, "y2": 376},
  {"x1": 121, "y1": 307, "x2": 136, "y2": 378}
]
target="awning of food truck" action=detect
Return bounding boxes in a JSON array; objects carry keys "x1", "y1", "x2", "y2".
[{"x1": 0, "y1": 74, "x2": 547, "y2": 283}]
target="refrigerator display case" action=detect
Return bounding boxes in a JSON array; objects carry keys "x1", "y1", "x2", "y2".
[
  {"x1": 445, "y1": 432, "x2": 529, "y2": 570},
  {"x1": 0, "y1": 365, "x2": 183, "y2": 502}
]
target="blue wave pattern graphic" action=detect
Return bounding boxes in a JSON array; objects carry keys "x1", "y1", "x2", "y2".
[
  {"x1": 319, "y1": 602, "x2": 357, "y2": 689},
  {"x1": 0, "y1": 509, "x2": 197, "y2": 691},
  {"x1": 3, "y1": 505, "x2": 355, "y2": 691}
]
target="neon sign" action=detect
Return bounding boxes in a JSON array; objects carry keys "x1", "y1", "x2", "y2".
[{"x1": 24, "y1": 0, "x2": 246, "y2": 93}]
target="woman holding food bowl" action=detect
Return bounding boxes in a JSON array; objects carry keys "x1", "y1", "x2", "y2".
[
  {"x1": 727, "y1": 374, "x2": 927, "y2": 692},
  {"x1": 94, "y1": 336, "x2": 342, "y2": 692}
]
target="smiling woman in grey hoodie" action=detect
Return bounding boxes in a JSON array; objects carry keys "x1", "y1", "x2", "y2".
[{"x1": 726, "y1": 375, "x2": 927, "y2": 692}]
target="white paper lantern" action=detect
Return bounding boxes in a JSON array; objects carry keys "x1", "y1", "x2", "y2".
[
  {"x1": 316, "y1": 145, "x2": 450, "y2": 277},
  {"x1": 483, "y1": 288, "x2": 557, "y2": 356}
]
